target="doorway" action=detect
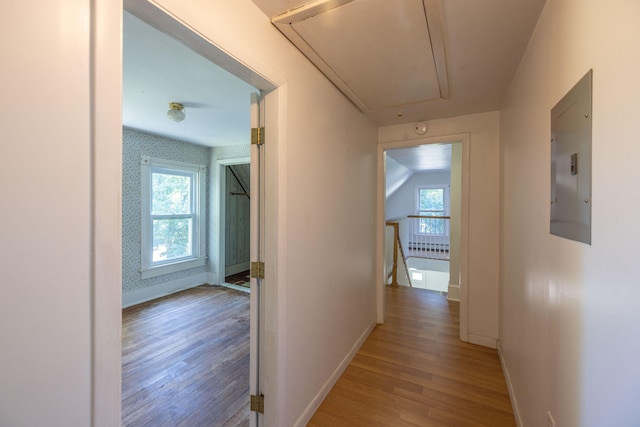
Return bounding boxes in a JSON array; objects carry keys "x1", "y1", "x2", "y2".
[
  {"x1": 121, "y1": 4, "x2": 274, "y2": 426},
  {"x1": 377, "y1": 135, "x2": 470, "y2": 341},
  {"x1": 384, "y1": 143, "x2": 456, "y2": 293},
  {"x1": 220, "y1": 160, "x2": 252, "y2": 291}
]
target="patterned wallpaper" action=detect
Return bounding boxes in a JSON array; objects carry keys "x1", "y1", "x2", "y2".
[{"x1": 122, "y1": 128, "x2": 210, "y2": 293}]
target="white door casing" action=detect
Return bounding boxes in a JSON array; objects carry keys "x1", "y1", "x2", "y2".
[{"x1": 377, "y1": 134, "x2": 470, "y2": 342}]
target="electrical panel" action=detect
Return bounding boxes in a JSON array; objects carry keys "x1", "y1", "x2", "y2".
[{"x1": 550, "y1": 70, "x2": 592, "y2": 244}]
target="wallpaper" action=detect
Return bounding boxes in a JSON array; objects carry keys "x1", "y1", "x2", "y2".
[{"x1": 122, "y1": 127, "x2": 210, "y2": 293}]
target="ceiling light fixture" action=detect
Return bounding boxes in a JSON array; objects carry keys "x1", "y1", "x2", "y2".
[{"x1": 167, "y1": 102, "x2": 185, "y2": 122}]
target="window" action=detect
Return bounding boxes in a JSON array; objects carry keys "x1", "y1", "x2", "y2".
[
  {"x1": 416, "y1": 185, "x2": 449, "y2": 235},
  {"x1": 141, "y1": 156, "x2": 206, "y2": 278}
]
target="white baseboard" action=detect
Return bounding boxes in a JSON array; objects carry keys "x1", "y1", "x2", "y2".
[
  {"x1": 497, "y1": 340, "x2": 523, "y2": 427},
  {"x1": 220, "y1": 283, "x2": 250, "y2": 293},
  {"x1": 447, "y1": 283, "x2": 460, "y2": 301},
  {"x1": 206, "y1": 272, "x2": 218, "y2": 285},
  {"x1": 293, "y1": 320, "x2": 377, "y2": 427},
  {"x1": 468, "y1": 333, "x2": 497, "y2": 349},
  {"x1": 122, "y1": 273, "x2": 209, "y2": 308},
  {"x1": 225, "y1": 262, "x2": 250, "y2": 276}
]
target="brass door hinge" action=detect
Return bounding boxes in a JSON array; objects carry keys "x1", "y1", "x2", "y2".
[
  {"x1": 251, "y1": 127, "x2": 265, "y2": 145},
  {"x1": 250, "y1": 261, "x2": 265, "y2": 279},
  {"x1": 250, "y1": 394, "x2": 265, "y2": 413}
]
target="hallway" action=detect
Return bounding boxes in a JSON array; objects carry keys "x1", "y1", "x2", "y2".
[{"x1": 309, "y1": 286, "x2": 515, "y2": 426}]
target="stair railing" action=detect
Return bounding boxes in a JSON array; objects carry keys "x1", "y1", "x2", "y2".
[
  {"x1": 385, "y1": 221, "x2": 412, "y2": 287},
  {"x1": 407, "y1": 215, "x2": 450, "y2": 260}
]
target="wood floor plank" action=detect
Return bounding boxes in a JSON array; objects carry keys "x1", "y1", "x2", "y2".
[
  {"x1": 309, "y1": 286, "x2": 516, "y2": 427},
  {"x1": 121, "y1": 285, "x2": 250, "y2": 427},
  {"x1": 123, "y1": 284, "x2": 515, "y2": 426}
]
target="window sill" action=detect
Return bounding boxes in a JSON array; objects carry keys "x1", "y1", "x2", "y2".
[{"x1": 140, "y1": 257, "x2": 206, "y2": 279}]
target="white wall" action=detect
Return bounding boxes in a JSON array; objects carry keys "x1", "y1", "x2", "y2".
[
  {"x1": 126, "y1": 1, "x2": 380, "y2": 426},
  {"x1": 1, "y1": 1, "x2": 378, "y2": 426},
  {"x1": 0, "y1": 2, "x2": 91, "y2": 424},
  {"x1": 380, "y1": 112, "x2": 501, "y2": 345},
  {"x1": 500, "y1": 1, "x2": 640, "y2": 426},
  {"x1": 449, "y1": 143, "x2": 462, "y2": 299},
  {"x1": 385, "y1": 170, "x2": 450, "y2": 220},
  {"x1": 0, "y1": 0, "x2": 122, "y2": 426},
  {"x1": 385, "y1": 156, "x2": 412, "y2": 198}
]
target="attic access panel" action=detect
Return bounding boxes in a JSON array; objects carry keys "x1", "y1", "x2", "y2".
[
  {"x1": 550, "y1": 70, "x2": 592, "y2": 245},
  {"x1": 273, "y1": 0, "x2": 449, "y2": 113}
]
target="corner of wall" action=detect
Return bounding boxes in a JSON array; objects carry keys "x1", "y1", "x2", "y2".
[
  {"x1": 447, "y1": 283, "x2": 460, "y2": 301},
  {"x1": 292, "y1": 320, "x2": 377, "y2": 427},
  {"x1": 497, "y1": 340, "x2": 523, "y2": 427}
]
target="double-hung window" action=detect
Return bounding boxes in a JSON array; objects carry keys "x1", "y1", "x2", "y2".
[
  {"x1": 416, "y1": 185, "x2": 450, "y2": 236},
  {"x1": 140, "y1": 156, "x2": 206, "y2": 278}
]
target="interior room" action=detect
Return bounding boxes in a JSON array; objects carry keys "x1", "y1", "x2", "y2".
[
  {"x1": 4, "y1": 1, "x2": 640, "y2": 427},
  {"x1": 385, "y1": 143, "x2": 458, "y2": 294},
  {"x1": 120, "y1": 11, "x2": 255, "y2": 425}
]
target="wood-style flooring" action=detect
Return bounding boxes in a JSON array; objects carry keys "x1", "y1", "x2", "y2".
[
  {"x1": 121, "y1": 285, "x2": 250, "y2": 427},
  {"x1": 225, "y1": 270, "x2": 251, "y2": 287},
  {"x1": 309, "y1": 286, "x2": 516, "y2": 427},
  {"x1": 121, "y1": 284, "x2": 514, "y2": 426}
]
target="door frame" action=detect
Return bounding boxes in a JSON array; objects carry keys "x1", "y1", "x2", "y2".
[
  {"x1": 216, "y1": 157, "x2": 251, "y2": 284},
  {"x1": 95, "y1": 1, "x2": 283, "y2": 425},
  {"x1": 376, "y1": 133, "x2": 471, "y2": 341}
]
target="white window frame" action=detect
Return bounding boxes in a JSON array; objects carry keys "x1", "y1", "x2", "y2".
[
  {"x1": 140, "y1": 156, "x2": 206, "y2": 279},
  {"x1": 415, "y1": 184, "x2": 450, "y2": 236}
]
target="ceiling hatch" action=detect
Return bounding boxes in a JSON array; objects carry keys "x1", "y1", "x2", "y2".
[{"x1": 273, "y1": 0, "x2": 449, "y2": 113}]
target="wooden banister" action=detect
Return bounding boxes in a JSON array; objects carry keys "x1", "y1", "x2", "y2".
[
  {"x1": 385, "y1": 221, "x2": 412, "y2": 288},
  {"x1": 386, "y1": 222, "x2": 399, "y2": 287}
]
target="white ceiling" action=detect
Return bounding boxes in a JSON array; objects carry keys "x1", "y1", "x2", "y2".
[
  {"x1": 272, "y1": 0, "x2": 449, "y2": 113},
  {"x1": 123, "y1": 0, "x2": 546, "y2": 165},
  {"x1": 253, "y1": 0, "x2": 546, "y2": 126},
  {"x1": 385, "y1": 143, "x2": 452, "y2": 198},
  {"x1": 123, "y1": 11, "x2": 257, "y2": 147},
  {"x1": 387, "y1": 144, "x2": 452, "y2": 172}
]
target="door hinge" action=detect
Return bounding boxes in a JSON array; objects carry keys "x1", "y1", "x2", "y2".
[
  {"x1": 250, "y1": 394, "x2": 265, "y2": 413},
  {"x1": 251, "y1": 127, "x2": 265, "y2": 145},
  {"x1": 250, "y1": 261, "x2": 265, "y2": 279}
]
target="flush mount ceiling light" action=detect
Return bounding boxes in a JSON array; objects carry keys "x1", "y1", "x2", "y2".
[{"x1": 167, "y1": 102, "x2": 185, "y2": 122}]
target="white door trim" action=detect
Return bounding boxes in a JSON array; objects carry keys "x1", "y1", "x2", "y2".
[
  {"x1": 376, "y1": 133, "x2": 471, "y2": 342},
  {"x1": 94, "y1": 1, "x2": 284, "y2": 425},
  {"x1": 216, "y1": 156, "x2": 251, "y2": 285}
]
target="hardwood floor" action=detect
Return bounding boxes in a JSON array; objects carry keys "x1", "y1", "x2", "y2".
[
  {"x1": 225, "y1": 270, "x2": 251, "y2": 287},
  {"x1": 122, "y1": 284, "x2": 514, "y2": 426},
  {"x1": 121, "y1": 285, "x2": 250, "y2": 427},
  {"x1": 308, "y1": 286, "x2": 516, "y2": 427}
]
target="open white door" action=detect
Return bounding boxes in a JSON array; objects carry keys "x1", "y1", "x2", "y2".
[{"x1": 249, "y1": 92, "x2": 265, "y2": 427}]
